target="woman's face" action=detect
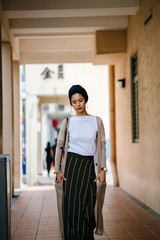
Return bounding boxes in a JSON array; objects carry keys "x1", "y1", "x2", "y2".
[{"x1": 71, "y1": 93, "x2": 86, "y2": 115}]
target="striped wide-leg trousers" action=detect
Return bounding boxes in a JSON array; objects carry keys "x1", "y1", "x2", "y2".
[{"x1": 63, "y1": 152, "x2": 97, "y2": 240}]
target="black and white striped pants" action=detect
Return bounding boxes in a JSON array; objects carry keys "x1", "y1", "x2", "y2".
[{"x1": 63, "y1": 152, "x2": 97, "y2": 240}]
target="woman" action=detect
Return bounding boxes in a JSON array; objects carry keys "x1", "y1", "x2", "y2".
[
  {"x1": 45, "y1": 142, "x2": 52, "y2": 176},
  {"x1": 55, "y1": 85, "x2": 107, "y2": 240}
]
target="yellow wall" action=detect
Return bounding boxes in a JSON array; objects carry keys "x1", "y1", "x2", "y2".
[{"x1": 115, "y1": 0, "x2": 160, "y2": 213}]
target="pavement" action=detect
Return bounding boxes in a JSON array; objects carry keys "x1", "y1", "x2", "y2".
[{"x1": 11, "y1": 169, "x2": 160, "y2": 240}]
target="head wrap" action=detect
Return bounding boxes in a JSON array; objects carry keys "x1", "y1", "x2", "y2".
[{"x1": 68, "y1": 85, "x2": 88, "y2": 105}]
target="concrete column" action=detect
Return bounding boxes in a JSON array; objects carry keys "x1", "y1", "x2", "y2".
[
  {"x1": 109, "y1": 65, "x2": 119, "y2": 186},
  {"x1": 2, "y1": 42, "x2": 14, "y2": 193},
  {"x1": 13, "y1": 61, "x2": 21, "y2": 188},
  {"x1": 0, "y1": 24, "x2": 2, "y2": 153},
  {"x1": 26, "y1": 95, "x2": 38, "y2": 185},
  {"x1": 37, "y1": 103, "x2": 43, "y2": 174}
]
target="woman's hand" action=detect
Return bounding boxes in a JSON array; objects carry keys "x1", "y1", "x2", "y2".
[
  {"x1": 56, "y1": 172, "x2": 66, "y2": 184},
  {"x1": 94, "y1": 171, "x2": 106, "y2": 183}
]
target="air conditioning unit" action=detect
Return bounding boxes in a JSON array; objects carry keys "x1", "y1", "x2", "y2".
[
  {"x1": 43, "y1": 104, "x2": 49, "y2": 111},
  {"x1": 58, "y1": 105, "x2": 65, "y2": 111}
]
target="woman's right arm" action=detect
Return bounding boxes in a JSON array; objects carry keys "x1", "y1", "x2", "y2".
[{"x1": 55, "y1": 118, "x2": 67, "y2": 183}]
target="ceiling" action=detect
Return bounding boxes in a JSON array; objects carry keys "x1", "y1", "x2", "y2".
[{"x1": 1, "y1": 0, "x2": 140, "y2": 64}]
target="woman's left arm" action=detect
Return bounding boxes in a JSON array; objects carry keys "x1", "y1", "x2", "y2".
[
  {"x1": 94, "y1": 170, "x2": 106, "y2": 183},
  {"x1": 94, "y1": 117, "x2": 107, "y2": 183},
  {"x1": 99, "y1": 118, "x2": 106, "y2": 169}
]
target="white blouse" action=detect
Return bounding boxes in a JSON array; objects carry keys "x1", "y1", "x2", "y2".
[{"x1": 68, "y1": 115, "x2": 98, "y2": 156}]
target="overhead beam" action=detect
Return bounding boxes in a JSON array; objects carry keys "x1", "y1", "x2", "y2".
[
  {"x1": 19, "y1": 33, "x2": 93, "y2": 64},
  {"x1": 20, "y1": 51, "x2": 93, "y2": 64},
  {"x1": 20, "y1": 37, "x2": 93, "y2": 52},
  {"x1": 11, "y1": 27, "x2": 126, "y2": 36},
  {"x1": 38, "y1": 95, "x2": 69, "y2": 106},
  {"x1": 13, "y1": 32, "x2": 94, "y2": 39},
  {"x1": 5, "y1": 7, "x2": 139, "y2": 19},
  {"x1": 19, "y1": 34, "x2": 93, "y2": 64},
  {"x1": 9, "y1": 16, "x2": 128, "y2": 29},
  {"x1": 3, "y1": 0, "x2": 140, "y2": 11}
]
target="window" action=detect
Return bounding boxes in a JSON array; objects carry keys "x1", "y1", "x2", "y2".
[{"x1": 131, "y1": 53, "x2": 139, "y2": 142}]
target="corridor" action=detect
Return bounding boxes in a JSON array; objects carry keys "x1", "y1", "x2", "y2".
[{"x1": 11, "y1": 185, "x2": 160, "y2": 240}]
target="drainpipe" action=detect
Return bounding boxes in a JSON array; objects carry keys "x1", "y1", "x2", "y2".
[{"x1": 109, "y1": 65, "x2": 119, "y2": 186}]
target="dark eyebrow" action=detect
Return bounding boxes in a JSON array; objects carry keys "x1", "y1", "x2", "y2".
[{"x1": 72, "y1": 97, "x2": 83, "y2": 102}]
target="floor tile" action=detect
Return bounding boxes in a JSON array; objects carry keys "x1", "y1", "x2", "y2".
[{"x1": 11, "y1": 185, "x2": 160, "y2": 240}]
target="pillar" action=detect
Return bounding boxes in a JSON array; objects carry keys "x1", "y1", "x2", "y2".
[
  {"x1": 2, "y1": 42, "x2": 14, "y2": 194},
  {"x1": 0, "y1": 24, "x2": 2, "y2": 153},
  {"x1": 37, "y1": 102, "x2": 43, "y2": 174},
  {"x1": 13, "y1": 61, "x2": 21, "y2": 188},
  {"x1": 109, "y1": 65, "x2": 119, "y2": 186},
  {"x1": 26, "y1": 95, "x2": 38, "y2": 185}
]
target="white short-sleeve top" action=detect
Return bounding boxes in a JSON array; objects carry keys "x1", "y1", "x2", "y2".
[{"x1": 68, "y1": 115, "x2": 98, "y2": 156}]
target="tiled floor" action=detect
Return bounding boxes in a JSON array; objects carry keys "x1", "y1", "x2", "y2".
[{"x1": 11, "y1": 185, "x2": 160, "y2": 240}]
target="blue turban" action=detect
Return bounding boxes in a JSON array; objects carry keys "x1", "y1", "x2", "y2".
[{"x1": 68, "y1": 85, "x2": 88, "y2": 105}]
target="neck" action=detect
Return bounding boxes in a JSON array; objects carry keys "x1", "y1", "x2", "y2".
[{"x1": 76, "y1": 110, "x2": 89, "y2": 116}]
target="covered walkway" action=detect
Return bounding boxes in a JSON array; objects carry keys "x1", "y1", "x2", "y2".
[{"x1": 11, "y1": 184, "x2": 160, "y2": 240}]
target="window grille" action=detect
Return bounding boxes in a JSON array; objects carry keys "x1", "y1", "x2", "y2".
[{"x1": 131, "y1": 54, "x2": 139, "y2": 142}]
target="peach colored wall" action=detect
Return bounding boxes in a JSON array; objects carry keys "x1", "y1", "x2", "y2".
[
  {"x1": 115, "y1": 0, "x2": 160, "y2": 213},
  {"x1": 95, "y1": 30, "x2": 126, "y2": 54}
]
